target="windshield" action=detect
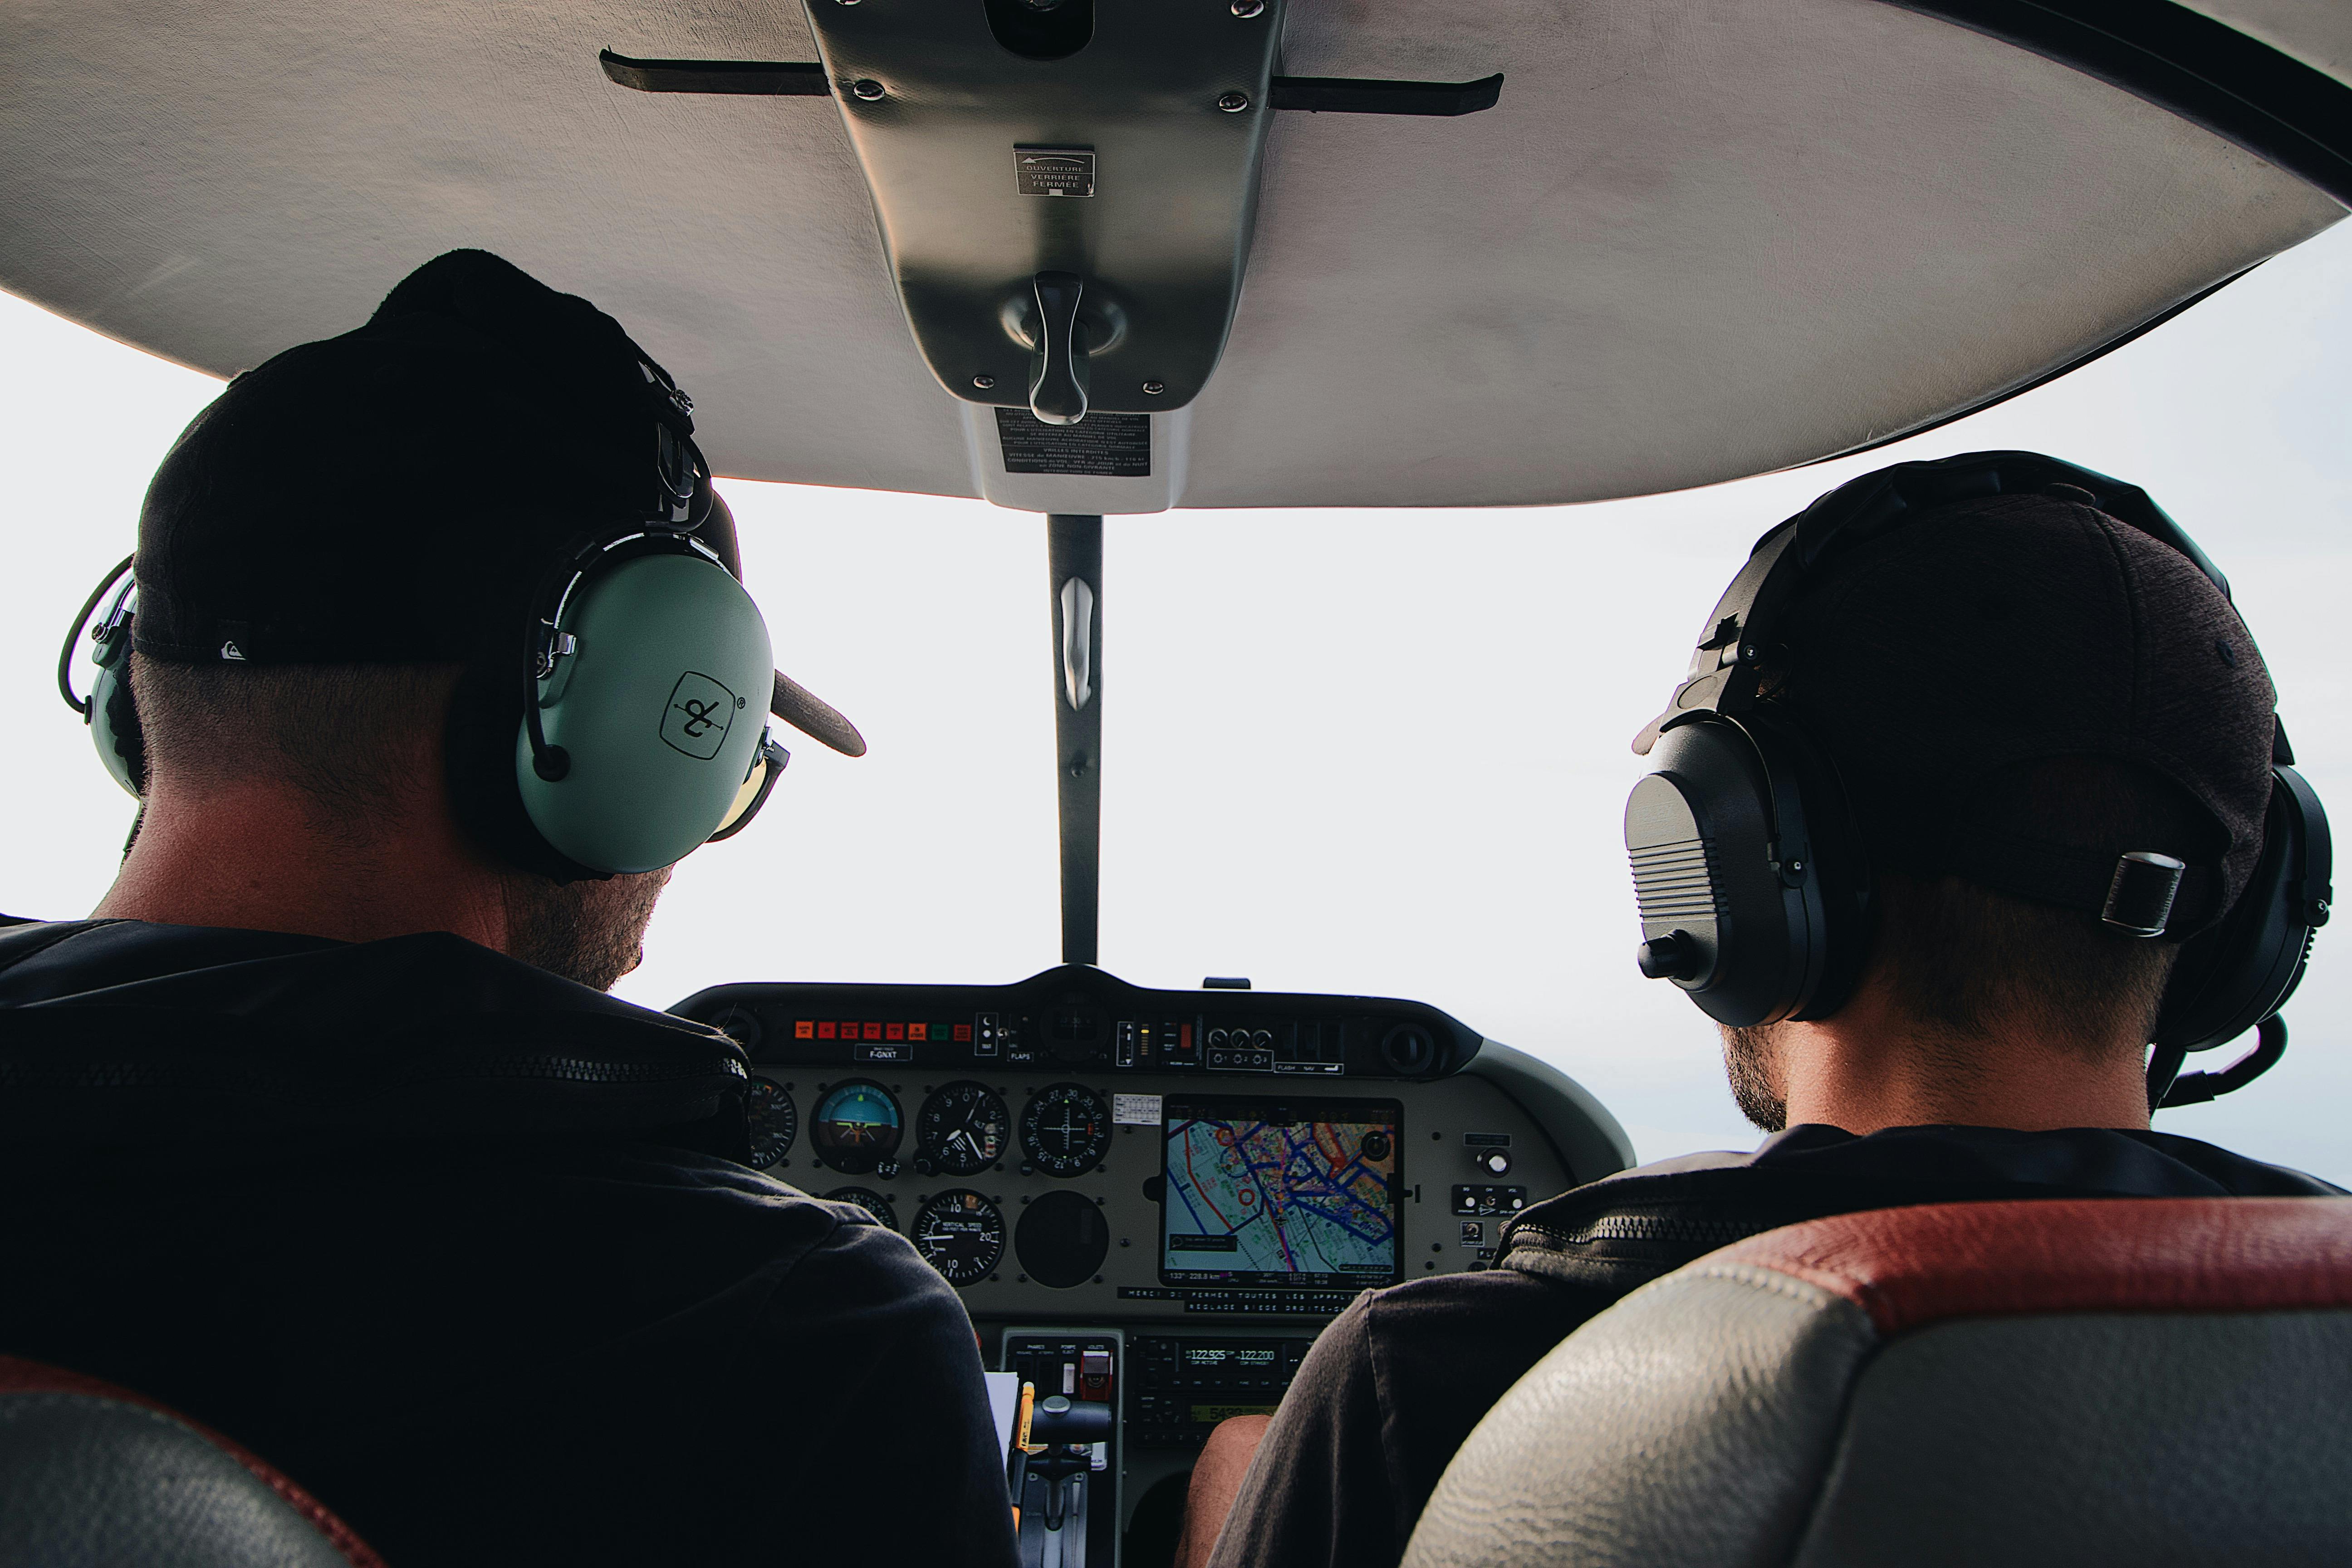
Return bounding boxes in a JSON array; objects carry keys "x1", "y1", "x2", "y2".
[{"x1": 5, "y1": 223, "x2": 2347, "y2": 1182}]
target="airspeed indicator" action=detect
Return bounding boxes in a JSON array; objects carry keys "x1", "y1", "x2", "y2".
[{"x1": 745, "y1": 1078, "x2": 797, "y2": 1168}]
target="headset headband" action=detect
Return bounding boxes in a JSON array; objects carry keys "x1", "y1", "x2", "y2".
[
  {"x1": 56, "y1": 555, "x2": 135, "y2": 720},
  {"x1": 637, "y1": 356, "x2": 711, "y2": 530},
  {"x1": 1633, "y1": 452, "x2": 2236, "y2": 756}
]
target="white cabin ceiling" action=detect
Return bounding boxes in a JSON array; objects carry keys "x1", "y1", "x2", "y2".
[{"x1": 3, "y1": 0, "x2": 2344, "y2": 512}]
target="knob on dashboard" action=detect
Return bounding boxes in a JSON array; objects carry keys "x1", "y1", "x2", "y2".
[
  {"x1": 1479, "y1": 1148, "x2": 1514, "y2": 1177},
  {"x1": 1379, "y1": 1023, "x2": 1436, "y2": 1076}
]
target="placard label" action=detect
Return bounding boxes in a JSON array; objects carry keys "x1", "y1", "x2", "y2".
[
  {"x1": 996, "y1": 408, "x2": 1152, "y2": 476},
  {"x1": 1015, "y1": 145, "x2": 1096, "y2": 197}
]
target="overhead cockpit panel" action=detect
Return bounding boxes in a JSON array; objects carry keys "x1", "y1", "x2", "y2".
[{"x1": 2, "y1": 0, "x2": 2345, "y2": 512}]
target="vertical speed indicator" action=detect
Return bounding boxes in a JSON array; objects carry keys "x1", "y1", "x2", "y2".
[
  {"x1": 911, "y1": 1191, "x2": 1005, "y2": 1286},
  {"x1": 1019, "y1": 1083, "x2": 1112, "y2": 1176}
]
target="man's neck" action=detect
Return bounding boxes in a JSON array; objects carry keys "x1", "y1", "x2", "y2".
[
  {"x1": 94, "y1": 781, "x2": 514, "y2": 951},
  {"x1": 1775, "y1": 982, "x2": 2153, "y2": 1134}
]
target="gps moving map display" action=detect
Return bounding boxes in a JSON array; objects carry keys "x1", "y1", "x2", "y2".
[{"x1": 1161, "y1": 1096, "x2": 1403, "y2": 1289}]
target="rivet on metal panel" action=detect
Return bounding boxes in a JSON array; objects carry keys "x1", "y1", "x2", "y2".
[{"x1": 1216, "y1": 92, "x2": 1250, "y2": 113}]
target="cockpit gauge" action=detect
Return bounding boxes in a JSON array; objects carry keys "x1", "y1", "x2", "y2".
[
  {"x1": 1019, "y1": 1083, "x2": 1112, "y2": 1176},
  {"x1": 823, "y1": 1187, "x2": 899, "y2": 1232},
  {"x1": 916, "y1": 1081, "x2": 1010, "y2": 1176},
  {"x1": 911, "y1": 1191, "x2": 1006, "y2": 1286},
  {"x1": 745, "y1": 1077, "x2": 797, "y2": 1169},
  {"x1": 810, "y1": 1080, "x2": 903, "y2": 1176}
]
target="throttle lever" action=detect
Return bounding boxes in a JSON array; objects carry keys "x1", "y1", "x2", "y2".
[{"x1": 1027, "y1": 1393, "x2": 1112, "y2": 1445}]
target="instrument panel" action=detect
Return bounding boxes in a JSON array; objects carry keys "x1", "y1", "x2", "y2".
[
  {"x1": 671, "y1": 965, "x2": 1633, "y2": 1323},
  {"x1": 672, "y1": 965, "x2": 1634, "y2": 1565}
]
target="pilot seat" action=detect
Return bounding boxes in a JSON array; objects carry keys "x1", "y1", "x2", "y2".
[
  {"x1": 0, "y1": 1357, "x2": 385, "y2": 1568},
  {"x1": 1402, "y1": 1198, "x2": 2352, "y2": 1567}
]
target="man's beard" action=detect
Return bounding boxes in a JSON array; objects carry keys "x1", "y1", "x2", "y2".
[
  {"x1": 503, "y1": 867, "x2": 672, "y2": 991},
  {"x1": 1720, "y1": 1024, "x2": 1788, "y2": 1133}
]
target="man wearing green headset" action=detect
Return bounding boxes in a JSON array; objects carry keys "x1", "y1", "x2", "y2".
[{"x1": 0, "y1": 252, "x2": 1018, "y2": 1568}]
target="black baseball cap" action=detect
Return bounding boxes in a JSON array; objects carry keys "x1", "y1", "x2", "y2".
[
  {"x1": 130, "y1": 249, "x2": 863, "y2": 756},
  {"x1": 1765, "y1": 487, "x2": 2278, "y2": 935}
]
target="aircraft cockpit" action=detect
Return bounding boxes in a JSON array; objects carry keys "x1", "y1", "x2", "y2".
[
  {"x1": 4, "y1": 2, "x2": 2351, "y2": 1565},
  {"x1": 669, "y1": 963, "x2": 1629, "y2": 1559}
]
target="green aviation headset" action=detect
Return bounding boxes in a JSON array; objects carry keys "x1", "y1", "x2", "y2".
[{"x1": 58, "y1": 360, "x2": 790, "y2": 878}]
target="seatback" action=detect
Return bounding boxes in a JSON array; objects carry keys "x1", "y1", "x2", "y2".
[
  {"x1": 0, "y1": 1357, "x2": 385, "y2": 1568},
  {"x1": 1402, "y1": 1199, "x2": 2352, "y2": 1568}
]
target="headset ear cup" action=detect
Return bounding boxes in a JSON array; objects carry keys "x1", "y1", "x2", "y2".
[
  {"x1": 1626, "y1": 715, "x2": 1869, "y2": 1027},
  {"x1": 90, "y1": 657, "x2": 147, "y2": 798},
  {"x1": 1750, "y1": 715, "x2": 1872, "y2": 1021},
  {"x1": 2153, "y1": 767, "x2": 2331, "y2": 1052},
  {"x1": 1627, "y1": 719, "x2": 1800, "y2": 1026},
  {"x1": 445, "y1": 649, "x2": 599, "y2": 885},
  {"x1": 514, "y1": 552, "x2": 772, "y2": 875}
]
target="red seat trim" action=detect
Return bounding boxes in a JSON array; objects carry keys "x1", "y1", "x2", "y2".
[
  {"x1": 1708, "y1": 1198, "x2": 2352, "y2": 1336},
  {"x1": 0, "y1": 1356, "x2": 388, "y2": 1568}
]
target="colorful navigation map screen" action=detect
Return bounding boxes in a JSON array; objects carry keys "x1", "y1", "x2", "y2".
[{"x1": 1160, "y1": 1096, "x2": 1404, "y2": 1289}]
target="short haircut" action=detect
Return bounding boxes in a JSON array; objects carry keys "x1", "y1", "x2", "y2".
[
  {"x1": 1862, "y1": 757, "x2": 2200, "y2": 1053},
  {"x1": 131, "y1": 654, "x2": 458, "y2": 821},
  {"x1": 1871, "y1": 874, "x2": 2177, "y2": 1055}
]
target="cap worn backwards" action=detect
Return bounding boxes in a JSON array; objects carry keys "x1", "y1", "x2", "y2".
[
  {"x1": 132, "y1": 249, "x2": 726, "y2": 668},
  {"x1": 1769, "y1": 490, "x2": 2278, "y2": 935}
]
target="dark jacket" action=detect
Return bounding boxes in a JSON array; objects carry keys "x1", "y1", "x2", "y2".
[
  {"x1": 0, "y1": 917, "x2": 1018, "y2": 1568},
  {"x1": 1205, "y1": 1122, "x2": 2341, "y2": 1568}
]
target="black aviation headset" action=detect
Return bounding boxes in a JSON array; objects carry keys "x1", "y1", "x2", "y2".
[
  {"x1": 58, "y1": 353, "x2": 793, "y2": 881},
  {"x1": 1625, "y1": 451, "x2": 2331, "y2": 1109}
]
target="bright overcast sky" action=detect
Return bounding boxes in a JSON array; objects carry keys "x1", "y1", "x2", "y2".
[{"x1": 5, "y1": 219, "x2": 2348, "y2": 1183}]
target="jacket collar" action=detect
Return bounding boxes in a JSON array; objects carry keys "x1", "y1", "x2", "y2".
[
  {"x1": 1498, "y1": 1122, "x2": 2342, "y2": 1292},
  {"x1": 0, "y1": 920, "x2": 747, "y2": 1151}
]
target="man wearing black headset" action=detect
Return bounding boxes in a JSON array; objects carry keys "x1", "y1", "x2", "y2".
[
  {"x1": 1183, "y1": 459, "x2": 2339, "y2": 1568},
  {"x1": 0, "y1": 253, "x2": 1018, "y2": 1567}
]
